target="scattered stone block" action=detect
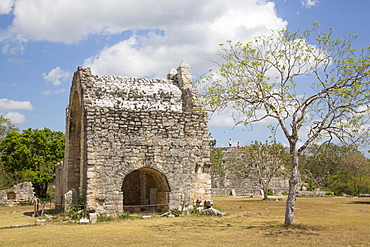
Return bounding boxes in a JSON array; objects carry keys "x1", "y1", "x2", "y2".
[
  {"x1": 204, "y1": 200, "x2": 213, "y2": 208},
  {"x1": 80, "y1": 218, "x2": 90, "y2": 224},
  {"x1": 230, "y1": 189, "x2": 236, "y2": 196},
  {"x1": 35, "y1": 219, "x2": 46, "y2": 225},
  {"x1": 89, "y1": 213, "x2": 97, "y2": 224},
  {"x1": 202, "y1": 208, "x2": 225, "y2": 216}
]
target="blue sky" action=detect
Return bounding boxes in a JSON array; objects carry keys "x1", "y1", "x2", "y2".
[{"x1": 1, "y1": 0, "x2": 370, "y2": 150}]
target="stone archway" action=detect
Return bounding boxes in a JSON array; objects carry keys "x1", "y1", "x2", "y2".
[{"x1": 122, "y1": 168, "x2": 170, "y2": 212}]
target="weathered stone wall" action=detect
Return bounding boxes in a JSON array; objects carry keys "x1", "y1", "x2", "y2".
[
  {"x1": 57, "y1": 61, "x2": 211, "y2": 215},
  {"x1": 211, "y1": 148, "x2": 289, "y2": 196},
  {"x1": 0, "y1": 182, "x2": 36, "y2": 206}
]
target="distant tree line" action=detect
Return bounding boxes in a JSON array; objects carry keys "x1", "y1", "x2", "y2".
[
  {"x1": 299, "y1": 143, "x2": 370, "y2": 196},
  {"x1": 210, "y1": 140, "x2": 370, "y2": 197}
]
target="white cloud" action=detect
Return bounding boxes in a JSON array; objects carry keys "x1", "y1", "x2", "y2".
[
  {"x1": 4, "y1": 0, "x2": 218, "y2": 43},
  {"x1": 0, "y1": 0, "x2": 15, "y2": 14},
  {"x1": 83, "y1": 1, "x2": 287, "y2": 77},
  {"x1": 4, "y1": 111, "x2": 26, "y2": 124},
  {"x1": 42, "y1": 88, "x2": 66, "y2": 95},
  {"x1": 2, "y1": 43, "x2": 25, "y2": 55},
  {"x1": 1, "y1": 1, "x2": 287, "y2": 77},
  {"x1": 43, "y1": 67, "x2": 71, "y2": 86},
  {"x1": 209, "y1": 108, "x2": 240, "y2": 128},
  {"x1": 301, "y1": 0, "x2": 319, "y2": 8},
  {"x1": 209, "y1": 107, "x2": 278, "y2": 128},
  {"x1": 0, "y1": 98, "x2": 33, "y2": 111}
]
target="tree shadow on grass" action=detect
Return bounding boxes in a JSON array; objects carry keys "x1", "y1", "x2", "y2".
[
  {"x1": 262, "y1": 223, "x2": 323, "y2": 236},
  {"x1": 23, "y1": 208, "x2": 62, "y2": 217},
  {"x1": 23, "y1": 211, "x2": 34, "y2": 217},
  {"x1": 350, "y1": 201, "x2": 370, "y2": 205}
]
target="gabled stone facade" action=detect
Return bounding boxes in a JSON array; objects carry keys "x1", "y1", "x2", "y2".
[{"x1": 56, "y1": 61, "x2": 211, "y2": 214}]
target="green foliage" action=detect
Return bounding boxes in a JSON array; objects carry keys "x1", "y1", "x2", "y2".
[
  {"x1": 0, "y1": 163, "x2": 18, "y2": 189},
  {"x1": 0, "y1": 128, "x2": 65, "y2": 197},
  {"x1": 328, "y1": 172, "x2": 370, "y2": 196},
  {"x1": 188, "y1": 206, "x2": 201, "y2": 215},
  {"x1": 300, "y1": 143, "x2": 370, "y2": 195},
  {"x1": 299, "y1": 143, "x2": 358, "y2": 188},
  {"x1": 0, "y1": 115, "x2": 19, "y2": 189},
  {"x1": 118, "y1": 211, "x2": 132, "y2": 219},
  {"x1": 199, "y1": 22, "x2": 370, "y2": 225},
  {"x1": 306, "y1": 178, "x2": 316, "y2": 191},
  {"x1": 97, "y1": 211, "x2": 139, "y2": 222},
  {"x1": 267, "y1": 188, "x2": 274, "y2": 196},
  {"x1": 208, "y1": 132, "x2": 216, "y2": 147},
  {"x1": 210, "y1": 148, "x2": 226, "y2": 179},
  {"x1": 64, "y1": 199, "x2": 85, "y2": 220},
  {"x1": 230, "y1": 141, "x2": 290, "y2": 200},
  {"x1": 170, "y1": 208, "x2": 182, "y2": 217},
  {"x1": 97, "y1": 213, "x2": 114, "y2": 222},
  {"x1": 199, "y1": 23, "x2": 370, "y2": 152},
  {"x1": 67, "y1": 206, "x2": 85, "y2": 220},
  {"x1": 324, "y1": 191, "x2": 334, "y2": 196},
  {"x1": 0, "y1": 115, "x2": 19, "y2": 140}
]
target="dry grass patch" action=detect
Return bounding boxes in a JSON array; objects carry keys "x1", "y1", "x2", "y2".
[
  {"x1": 0, "y1": 196, "x2": 369, "y2": 246},
  {"x1": 0, "y1": 205, "x2": 35, "y2": 227}
]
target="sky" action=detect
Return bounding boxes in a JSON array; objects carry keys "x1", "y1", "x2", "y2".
[{"x1": 1, "y1": 0, "x2": 370, "y2": 149}]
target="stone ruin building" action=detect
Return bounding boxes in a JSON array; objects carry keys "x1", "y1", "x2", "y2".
[
  {"x1": 0, "y1": 182, "x2": 36, "y2": 206},
  {"x1": 56, "y1": 61, "x2": 211, "y2": 215}
]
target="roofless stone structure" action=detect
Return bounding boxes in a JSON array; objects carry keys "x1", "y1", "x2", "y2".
[{"x1": 56, "y1": 61, "x2": 211, "y2": 214}]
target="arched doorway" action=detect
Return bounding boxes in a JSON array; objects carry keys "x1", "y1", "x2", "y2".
[
  {"x1": 122, "y1": 168, "x2": 170, "y2": 213},
  {"x1": 7, "y1": 191, "x2": 16, "y2": 200}
]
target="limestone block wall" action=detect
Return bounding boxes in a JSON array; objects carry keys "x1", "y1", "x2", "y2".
[
  {"x1": 83, "y1": 105, "x2": 210, "y2": 213},
  {"x1": 0, "y1": 182, "x2": 36, "y2": 206},
  {"x1": 211, "y1": 148, "x2": 289, "y2": 196},
  {"x1": 57, "y1": 61, "x2": 211, "y2": 215}
]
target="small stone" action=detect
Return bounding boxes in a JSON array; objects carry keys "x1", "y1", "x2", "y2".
[{"x1": 80, "y1": 218, "x2": 90, "y2": 224}]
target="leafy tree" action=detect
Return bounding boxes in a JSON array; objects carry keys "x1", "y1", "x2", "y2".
[
  {"x1": 0, "y1": 115, "x2": 18, "y2": 140},
  {"x1": 299, "y1": 143, "x2": 357, "y2": 189},
  {"x1": 210, "y1": 147, "x2": 226, "y2": 179},
  {"x1": 0, "y1": 115, "x2": 19, "y2": 189},
  {"x1": 230, "y1": 141, "x2": 290, "y2": 200},
  {"x1": 327, "y1": 151, "x2": 370, "y2": 195},
  {"x1": 199, "y1": 23, "x2": 370, "y2": 225},
  {"x1": 300, "y1": 143, "x2": 370, "y2": 195},
  {"x1": 0, "y1": 128, "x2": 65, "y2": 197}
]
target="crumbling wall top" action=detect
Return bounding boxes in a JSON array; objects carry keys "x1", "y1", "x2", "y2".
[{"x1": 76, "y1": 61, "x2": 199, "y2": 112}]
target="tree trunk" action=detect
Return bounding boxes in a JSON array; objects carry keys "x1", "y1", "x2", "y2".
[
  {"x1": 285, "y1": 148, "x2": 299, "y2": 226},
  {"x1": 263, "y1": 187, "x2": 268, "y2": 200},
  {"x1": 34, "y1": 183, "x2": 48, "y2": 198},
  {"x1": 260, "y1": 179, "x2": 269, "y2": 200}
]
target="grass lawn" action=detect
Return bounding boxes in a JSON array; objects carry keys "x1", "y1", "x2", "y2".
[{"x1": 0, "y1": 196, "x2": 369, "y2": 246}]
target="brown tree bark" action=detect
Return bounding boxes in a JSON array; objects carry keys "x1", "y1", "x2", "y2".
[{"x1": 285, "y1": 147, "x2": 299, "y2": 226}]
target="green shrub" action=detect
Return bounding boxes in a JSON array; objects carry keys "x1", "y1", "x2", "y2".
[
  {"x1": 325, "y1": 191, "x2": 334, "y2": 196},
  {"x1": 170, "y1": 208, "x2": 182, "y2": 217},
  {"x1": 118, "y1": 211, "x2": 131, "y2": 219},
  {"x1": 97, "y1": 213, "x2": 114, "y2": 222},
  {"x1": 268, "y1": 188, "x2": 274, "y2": 196}
]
